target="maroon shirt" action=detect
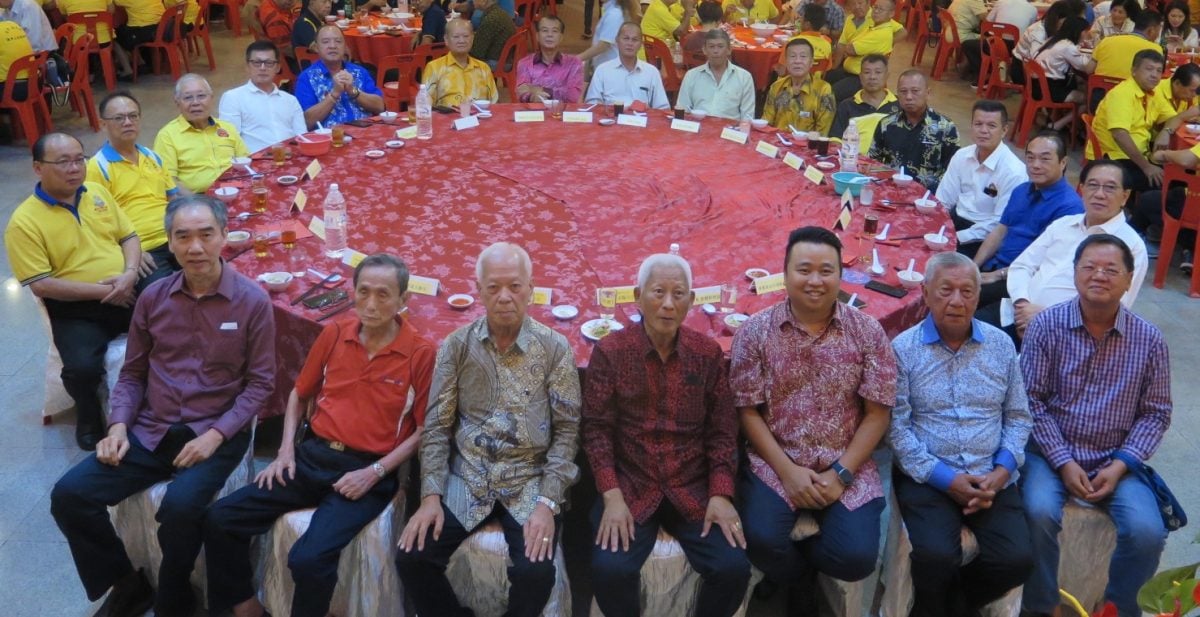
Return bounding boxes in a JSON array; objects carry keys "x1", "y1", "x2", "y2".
[
  {"x1": 581, "y1": 322, "x2": 737, "y2": 524},
  {"x1": 109, "y1": 264, "x2": 276, "y2": 450}
]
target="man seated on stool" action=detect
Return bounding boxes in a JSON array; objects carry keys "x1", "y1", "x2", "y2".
[
  {"x1": 4, "y1": 133, "x2": 142, "y2": 451},
  {"x1": 586, "y1": 22, "x2": 671, "y2": 109},
  {"x1": 1019, "y1": 234, "x2": 1172, "y2": 617},
  {"x1": 935, "y1": 100, "x2": 1028, "y2": 259},
  {"x1": 887, "y1": 252, "x2": 1034, "y2": 617},
  {"x1": 422, "y1": 18, "x2": 501, "y2": 107},
  {"x1": 677, "y1": 29, "x2": 757, "y2": 121},
  {"x1": 50, "y1": 195, "x2": 275, "y2": 617},
  {"x1": 205, "y1": 254, "x2": 436, "y2": 617},
  {"x1": 582, "y1": 253, "x2": 751, "y2": 617},
  {"x1": 397, "y1": 242, "x2": 582, "y2": 617},
  {"x1": 868, "y1": 69, "x2": 959, "y2": 191},
  {"x1": 154, "y1": 74, "x2": 250, "y2": 194},
  {"x1": 295, "y1": 26, "x2": 385, "y2": 129},
  {"x1": 731, "y1": 227, "x2": 897, "y2": 613},
  {"x1": 515, "y1": 16, "x2": 585, "y2": 104},
  {"x1": 219, "y1": 41, "x2": 309, "y2": 154},
  {"x1": 762, "y1": 38, "x2": 835, "y2": 133},
  {"x1": 87, "y1": 91, "x2": 181, "y2": 292}
]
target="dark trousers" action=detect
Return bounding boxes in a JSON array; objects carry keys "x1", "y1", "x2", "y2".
[
  {"x1": 50, "y1": 430, "x2": 250, "y2": 610},
  {"x1": 962, "y1": 38, "x2": 982, "y2": 80},
  {"x1": 738, "y1": 469, "x2": 884, "y2": 584},
  {"x1": 894, "y1": 472, "x2": 1033, "y2": 617},
  {"x1": 137, "y1": 243, "x2": 180, "y2": 294},
  {"x1": 42, "y1": 299, "x2": 133, "y2": 430},
  {"x1": 395, "y1": 501, "x2": 560, "y2": 617},
  {"x1": 1134, "y1": 188, "x2": 1197, "y2": 249},
  {"x1": 582, "y1": 0, "x2": 596, "y2": 34},
  {"x1": 978, "y1": 277, "x2": 1008, "y2": 308},
  {"x1": 116, "y1": 23, "x2": 159, "y2": 51},
  {"x1": 949, "y1": 208, "x2": 981, "y2": 258},
  {"x1": 825, "y1": 68, "x2": 862, "y2": 103},
  {"x1": 589, "y1": 500, "x2": 751, "y2": 617},
  {"x1": 975, "y1": 301, "x2": 1020, "y2": 348},
  {"x1": 205, "y1": 439, "x2": 398, "y2": 617},
  {"x1": 1108, "y1": 157, "x2": 1152, "y2": 207}
]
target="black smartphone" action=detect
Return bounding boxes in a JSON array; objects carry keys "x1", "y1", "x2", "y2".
[
  {"x1": 302, "y1": 289, "x2": 348, "y2": 309},
  {"x1": 864, "y1": 280, "x2": 908, "y2": 298},
  {"x1": 346, "y1": 119, "x2": 373, "y2": 128},
  {"x1": 837, "y1": 290, "x2": 867, "y2": 308},
  {"x1": 432, "y1": 105, "x2": 457, "y2": 114}
]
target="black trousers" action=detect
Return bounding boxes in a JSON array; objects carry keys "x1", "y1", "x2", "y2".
[
  {"x1": 894, "y1": 471, "x2": 1033, "y2": 617},
  {"x1": 1108, "y1": 157, "x2": 1153, "y2": 207},
  {"x1": 978, "y1": 277, "x2": 1008, "y2": 308},
  {"x1": 204, "y1": 438, "x2": 398, "y2": 617},
  {"x1": 825, "y1": 67, "x2": 862, "y2": 103},
  {"x1": 42, "y1": 299, "x2": 133, "y2": 429},
  {"x1": 1133, "y1": 188, "x2": 1197, "y2": 249},
  {"x1": 975, "y1": 301, "x2": 1020, "y2": 348},
  {"x1": 116, "y1": 24, "x2": 159, "y2": 51},
  {"x1": 50, "y1": 430, "x2": 251, "y2": 611},
  {"x1": 962, "y1": 39, "x2": 982, "y2": 80},
  {"x1": 949, "y1": 208, "x2": 982, "y2": 258},
  {"x1": 395, "y1": 501, "x2": 560, "y2": 617},
  {"x1": 137, "y1": 243, "x2": 180, "y2": 294}
]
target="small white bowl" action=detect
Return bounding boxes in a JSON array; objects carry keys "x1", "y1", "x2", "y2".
[
  {"x1": 474, "y1": 99, "x2": 491, "y2": 111},
  {"x1": 701, "y1": 303, "x2": 717, "y2": 315},
  {"x1": 751, "y1": 118, "x2": 769, "y2": 129},
  {"x1": 924, "y1": 233, "x2": 950, "y2": 251},
  {"x1": 816, "y1": 161, "x2": 836, "y2": 170},
  {"x1": 1187, "y1": 123, "x2": 1200, "y2": 133},
  {"x1": 231, "y1": 156, "x2": 252, "y2": 166},
  {"x1": 690, "y1": 109, "x2": 708, "y2": 120},
  {"x1": 892, "y1": 173, "x2": 913, "y2": 185},
  {"x1": 447, "y1": 293, "x2": 474, "y2": 309},
  {"x1": 385, "y1": 140, "x2": 405, "y2": 148},
  {"x1": 754, "y1": 36, "x2": 767, "y2": 44},
  {"x1": 380, "y1": 111, "x2": 399, "y2": 123},
  {"x1": 226, "y1": 230, "x2": 251, "y2": 249},
  {"x1": 897, "y1": 270, "x2": 925, "y2": 288},
  {"x1": 599, "y1": 118, "x2": 616, "y2": 126},
  {"x1": 551, "y1": 304, "x2": 579, "y2": 320},
  {"x1": 724, "y1": 313, "x2": 750, "y2": 329},
  {"x1": 365, "y1": 149, "x2": 385, "y2": 159},
  {"x1": 277, "y1": 175, "x2": 299, "y2": 185},
  {"x1": 745, "y1": 267, "x2": 770, "y2": 280},
  {"x1": 213, "y1": 186, "x2": 239, "y2": 202},
  {"x1": 356, "y1": 26, "x2": 370, "y2": 34},
  {"x1": 914, "y1": 198, "x2": 938, "y2": 216},
  {"x1": 257, "y1": 271, "x2": 293, "y2": 292}
]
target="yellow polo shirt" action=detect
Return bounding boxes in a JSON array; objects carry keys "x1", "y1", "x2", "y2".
[
  {"x1": 4, "y1": 183, "x2": 135, "y2": 286},
  {"x1": 788, "y1": 31, "x2": 832, "y2": 62},
  {"x1": 1091, "y1": 34, "x2": 1162, "y2": 80},
  {"x1": 838, "y1": 16, "x2": 870, "y2": 44},
  {"x1": 842, "y1": 19, "x2": 901, "y2": 74},
  {"x1": 643, "y1": 0, "x2": 681, "y2": 44},
  {"x1": 57, "y1": 0, "x2": 114, "y2": 44},
  {"x1": 153, "y1": 116, "x2": 249, "y2": 194},
  {"x1": 86, "y1": 142, "x2": 179, "y2": 251},
  {"x1": 114, "y1": 0, "x2": 165, "y2": 28},
  {"x1": 0, "y1": 22, "x2": 34, "y2": 81},
  {"x1": 422, "y1": 53, "x2": 499, "y2": 106},
  {"x1": 723, "y1": 0, "x2": 779, "y2": 23},
  {"x1": 1154, "y1": 77, "x2": 1199, "y2": 114},
  {"x1": 1091, "y1": 78, "x2": 1178, "y2": 160}
]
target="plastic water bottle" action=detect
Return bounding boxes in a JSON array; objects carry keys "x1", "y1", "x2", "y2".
[
  {"x1": 840, "y1": 118, "x2": 860, "y2": 172},
  {"x1": 397, "y1": 0, "x2": 409, "y2": 13},
  {"x1": 416, "y1": 84, "x2": 433, "y2": 140},
  {"x1": 668, "y1": 243, "x2": 680, "y2": 256},
  {"x1": 323, "y1": 183, "x2": 348, "y2": 258}
]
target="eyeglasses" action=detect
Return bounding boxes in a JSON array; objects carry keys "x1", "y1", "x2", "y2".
[
  {"x1": 103, "y1": 112, "x2": 140, "y2": 123},
  {"x1": 248, "y1": 60, "x2": 279, "y2": 67},
  {"x1": 179, "y1": 93, "x2": 211, "y2": 103},
  {"x1": 1077, "y1": 265, "x2": 1126, "y2": 278},
  {"x1": 38, "y1": 157, "x2": 88, "y2": 169},
  {"x1": 1082, "y1": 181, "x2": 1123, "y2": 195}
]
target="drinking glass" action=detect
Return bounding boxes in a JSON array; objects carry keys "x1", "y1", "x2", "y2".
[
  {"x1": 251, "y1": 174, "x2": 268, "y2": 213},
  {"x1": 281, "y1": 229, "x2": 297, "y2": 249},
  {"x1": 332, "y1": 125, "x2": 345, "y2": 147},
  {"x1": 598, "y1": 288, "x2": 617, "y2": 322},
  {"x1": 720, "y1": 283, "x2": 738, "y2": 313},
  {"x1": 253, "y1": 233, "x2": 270, "y2": 258},
  {"x1": 272, "y1": 144, "x2": 286, "y2": 167}
]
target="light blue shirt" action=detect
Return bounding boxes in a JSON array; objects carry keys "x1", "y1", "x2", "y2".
[
  {"x1": 887, "y1": 315, "x2": 1032, "y2": 491},
  {"x1": 585, "y1": 59, "x2": 671, "y2": 109},
  {"x1": 592, "y1": 0, "x2": 624, "y2": 68}
]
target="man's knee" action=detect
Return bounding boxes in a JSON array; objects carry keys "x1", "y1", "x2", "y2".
[
  {"x1": 909, "y1": 539, "x2": 961, "y2": 572},
  {"x1": 156, "y1": 488, "x2": 209, "y2": 527},
  {"x1": 1117, "y1": 516, "x2": 1166, "y2": 555},
  {"x1": 700, "y1": 553, "x2": 752, "y2": 588},
  {"x1": 590, "y1": 550, "x2": 642, "y2": 584},
  {"x1": 50, "y1": 472, "x2": 90, "y2": 519},
  {"x1": 288, "y1": 545, "x2": 337, "y2": 584},
  {"x1": 821, "y1": 546, "x2": 878, "y2": 582},
  {"x1": 509, "y1": 556, "x2": 556, "y2": 591}
]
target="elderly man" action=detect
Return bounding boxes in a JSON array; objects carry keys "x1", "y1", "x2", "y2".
[
  {"x1": 935, "y1": 100, "x2": 1028, "y2": 258},
  {"x1": 586, "y1": 22, "x2": 671, "y2": 109},
  {"x1": 583, "y1": 254, "x2": 751, "y2": 617},
  {"x1": 5, "y1": 133, "x2": 141, "y2": 451},
  {"x1": 470, "y1": 0, "x2": 515, "y2": 68},
  {"x1": 869, "y1": 69, "x2": 959, "y2": 191},
  {"x1": 888, "y1": 252, "x2": 1034, "y2": 617},
  {"x1": 677, "y1": 29, "x2": 756, "y2": 120},
  {"x1": 829, "y1": 53, "x2": 898, "y2": 142},
  {"x1": 411, "y1": 0, "x2": 447, "y2": 49},
  {"x1": 762, "y1": 38, "x2": 834, "y2": 132},
  {"x1": 396, "y1": 242, "x2": 581, "y2": 617},
  {"x1": 153, "y1": 75, "x2": 249, "y2": 194},
  {"x1": 1155, "y1": 62, "x2": 1200, "y2": 115},
  {"x1": 731, "y1": 226, "x2": 897, "y2": 611},
  {"x1": 827, "y1": 0, "x2": 901, "y2": 101},
  {"x1": 423, "y1": 18, "x2": 500, "y2": 106},
  {"x1": 87, "y1": 91, "x2": 181, "y2": 292},
  {"x1": 295, "y1": 26, "x2": 384, "y2": 129},
  {"x1": 219, "y1": 41, "x2": 308, "y2": 153},
  {"x1": 1020, "y1": 234, "x2": 1172, "y2": 617},
  {"x1": 972, "y1": 131, "x2": 1084, "y2": 307},
  {"x1": 515, "y1": 16, "x2": 584, "y2": 103},
  {"x1": 50, "y1": 195, "x2": 275, "y2": 617},
  {"x1": 205, "y1": 254, "x2": 435, "y2": 617}
]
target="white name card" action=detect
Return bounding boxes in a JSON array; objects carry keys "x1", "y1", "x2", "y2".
[
  {"x1": 562, "y1": 111, "x2": 593, "y2": 123},
  {"x1": 532, "y1": 287, "x2": 553, "y2": 305},
  {"x1": 720, "y1": 127, "x2": 749, "y2": 145},
  {"x1": 407, "y1": 275, "x2": 439, "y2": 296},
  {"x1": 341, "y1": 248, "x2": 367, "y2": 267},
  {"x1": 514, "y1": 110, "x2": 545, "y2": 123},
  {"x1": 783, "y1": 151, "x2": 804, "y2": 170},
  {"x1": 754, "y1": 273, "x2": 786, "y2": 294},
  {"x1": 693, "y1": 285, "x2": 722, "y2": 304},
  {"x1": 395, "y1": 126, "x2": 418, "y2": 139},
  {"x1": 670, "y1": 118, "x2": 701, "y2": 133},
  {"x1": 307, "y1": 216, "x2": 326, "y2": 240},
  {"x1": 453, "y1": 116, "x2": 480, "y2": 131},
  {"x1": 616, "y1": 113, "x2": 648, "y2": 128},
  {"x1": 755, "y1": 140, "x2": 780, "y2": 158}
]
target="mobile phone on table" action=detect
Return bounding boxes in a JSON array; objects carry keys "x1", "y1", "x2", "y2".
[
  {"x1": 302, "y1": 289, "x2": 348, "y2": 309},
  {"x1": 838, "y1": 290, "x2": 867, "y2": 308},
  {"x1": 864, "y1": 280, "x2": 908, "y2": 298},
  {"x1": 432, "y1": 105, "x2": 457, "y2": 114},
  {"x1": 346, "y1": 119, "x2": 373, "y2": 128}
]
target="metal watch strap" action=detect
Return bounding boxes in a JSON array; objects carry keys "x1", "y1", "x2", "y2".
[
  {"x1": 536, "y1": 495, "x2": 560, "y2": 514},
  {"x1": 371, "y1": 462, "x2": 387, "y2": 478}
]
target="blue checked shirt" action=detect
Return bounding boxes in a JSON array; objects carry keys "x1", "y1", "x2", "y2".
[
  {"x1": 294, "y1": 60, "x2": 382, "y2": 127},
  {"x1": 888, "y1": 315, "x2": 1032, "y2": 490},
  {"x1": 1021, "y1": 299, "x2": 1172, "y2": 474}
]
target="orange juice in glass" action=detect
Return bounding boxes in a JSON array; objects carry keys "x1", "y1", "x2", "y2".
[
  {"x1": 253, "y1": 233, "x2": 270, "y2": 258},
  {"x1": 272, "y1": 144, "x2": 286, "y2": 166},
  {"x1": 332, "y1": 125, "x2": 345, "y2": 147}
]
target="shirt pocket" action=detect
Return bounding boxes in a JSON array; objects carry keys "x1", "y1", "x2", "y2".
[{"x1": 202, "y1": 331, "x2": 245, "y2": 387}]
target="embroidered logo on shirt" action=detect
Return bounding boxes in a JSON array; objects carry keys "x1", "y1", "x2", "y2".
[
  {"x1": 216, "y1": 128, "x2": 229, "y2": 138},
  {"x1": 93, "y1": 197, "x2": 108, "y2": 213}
]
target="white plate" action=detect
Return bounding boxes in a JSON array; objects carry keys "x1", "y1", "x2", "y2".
[
  {"x1": 629, "y1": 313, "x2": 642, "y2": 323},
  {"x1": 724, "y1": 313, "x2": 750, "y2": 329},
  {"x1": 277, "y1": 175, "x2": 299, "y2": 185},
  {"x1": 745, "y1": 267, "x2": 770, "y2": 280},
  {"x1": 816, "y1": 161, "x2": 836, "y2": 170},
  {"x1": 551, "y1": 304, "x2": 579, "y2": 320},
  {"x1": 701, "y1": 303, "x2": 717, "y2": 315},
  {"x1": 581, "y1": 318, "x2": 624, "y2": 341},
  {"x1": 598, "y1": 118, "x2": 616, "y2": 126},
  {"x1": 365, "y1": 149, "x2": 385, "y2": 158},
  {"x1": 447, "y1": 293, "x2": 474, "y2": 309},
  {"x1": 476, "y1": 111, "x2": 492, "y2": 118},
  {"x1": 386, "y1": 139, "x2": 405, "y2": 148}
]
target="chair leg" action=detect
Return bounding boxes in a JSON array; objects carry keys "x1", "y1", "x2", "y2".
[
  {"x1": 203, "y1": 37, "x2": 215, "y2": 69},
  {"x1": 1155, "y1": 220, "x2": 1180, "y2": 288},
  {"x1": 100, "y1": 47, "x2": 116, "y2": 91},
  {"x1": 18, "y1": 107, "x2": 42, "y2": 145},
  {"x1": 1189, "y1": 233, "x2": 1200, "y2": 297}
]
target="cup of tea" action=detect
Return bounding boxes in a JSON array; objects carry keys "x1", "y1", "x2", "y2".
[
  {"x1": 253, "y1": 233, "x2": 270, "y2": 258},
  {"x1": 271, "y1": 144, "x2": 286, "y2": 166},
  {"x1": 674, "y1": 107, "x2": 685, "y2": 120},
  {"x1": 613, "y1": 102, "x2": 625, "y2": 116},
  {"x1": 331, "y1": 125, "x2": 345, "y2": 147},
  {"x1": 814, "y1": 138, "x2": 830, "y2": 156},
  {"x1": 281, "y1": 228, "x2": 297, "y2": 249}
]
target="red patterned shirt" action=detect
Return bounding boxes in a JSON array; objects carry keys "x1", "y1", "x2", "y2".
[
  {"x1": 582, "y1": 323, "x2": 738, "y2": 524},
  {"x1": 730, "y1": 301, "x2": 898, "y2": 511}
]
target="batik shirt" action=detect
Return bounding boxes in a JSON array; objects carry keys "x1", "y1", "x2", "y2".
[{"x1": 869, "y1": 107, "x2": 960, "y2": 191}]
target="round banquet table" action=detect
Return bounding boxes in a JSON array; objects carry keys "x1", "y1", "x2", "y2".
[
  {"x1": 212, "y1": 104, "x2": 955, "y2": 417},
  {"x1": 728, "y1": 26, "x2": 788, "y2": 90},
  {"x1": 341, "y1": 17, "x2": 418, "y2": 66}
]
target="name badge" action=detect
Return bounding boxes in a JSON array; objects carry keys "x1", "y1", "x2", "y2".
[
  {"x1": 783, "y1": 151, "x2": 804, "y2": 170},
  {"x1": 303, "y1": 159, "x2": 322, "y2": 181},
  {"x1": 803, "y1": 165, "x2": 825, "y2": 185},
  {"x1": 307, "y1": 216, "x2": 326, "y2": 240},
  {"x1": 754, "y1": 273, "x2": 785, "y2": 294},
  {"x1": 407, "y1": 275, "x2": 439, "y2": 296},
  {"x1": 597, "y1": 286, "x2": 638, "y2": 304},
  {"x1": 755, "y1": 140, "x2": 779, "y2": 158},
  {"x1": 220, "y1": 322, "x2": 238, "y2": 330},
  {"x1": 720, "y1": 127, "x2": 749, "y2": 144},
  {"x1": 532, "y1": 287, "x2": 553, "y2": 305},
  {"x1": 514, "y1": 110, "x2": 545, "y2": 123},
  {"x1": 692, "y1": 285, "x2": 721, "y2": 304},
  {"x1": 562, "y1": 111, "x2": 593, "y2": 123},
  {"x1": 395, "y1": 126, "x2": 418, "y2": 139},
  {"x1": 617, "y1": 113, "x2": 648, "y2": 128},
  {"x1": 670, "y1": 118, "x2": 701, "y2": 133},
  {"x1": 453, "y1": 115, "x2": 480, "y2": 131}
]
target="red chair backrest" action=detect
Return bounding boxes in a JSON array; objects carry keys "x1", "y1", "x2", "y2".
[
  {"x1": 1023, "y1": 59, "x2": 1053, "y2": 101},
  {"x1": 153, "y1": 4, "x2": 184, "y2": 44},
  {"x1": 0, "y1": 54, "x2": 41, "y2": 104},
  {"x1": 377, "y1": 52, "x2": 418, "y2": 101},
  {"x1": 494, "y1": 28, "x2": 529, "y2": 89},
  {"x1": 295, "y1": 46, "x2": 318, "y2": 69},
  {"x1": 1086, "y1": 73, "x2": 1123, "y2": 111},
  {"x1": 642, "y1": 35, "x2": 681, "y2": 90},
  {"x1": 981, "y1": 20, "x2": 1019, "y2": 42},
  {"x1": 985, "y1": 31, "x2": 1010, "y2": 63},
  {"x1": 193, "y1": 0, "x2": 212, "y2": 34},
  {"x1": 937, "y1": 7, "x2": 959, "y2": 44},
  {"x1": 1163, "y1": 164, "x2": 1200, "y2": 227},
  {"x1": 66, "y1": 12, "x2": 114, "y2": 49},
  {"x1": 69, "y1": 33, "x2": 95, "y2": 84},
  {"x1": 515, "y1": 0, "x2": 538, "y2": 23},
  {"x1": 1080, "y1": 112, "x2": 1101, "y2": 161}
]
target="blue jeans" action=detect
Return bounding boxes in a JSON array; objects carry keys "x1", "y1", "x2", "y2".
[
  {"x1": 1020, "y1": 452, "x2": 1166, "y2": 617},
  {"x1": 737, "y1": 469, "x2": 883, "y2": 584}
]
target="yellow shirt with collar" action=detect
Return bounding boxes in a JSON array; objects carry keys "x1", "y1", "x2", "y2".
[
  {"x1": 1154, "y1": 77, "x2": 1199, "y2": 114},
  {"x1": 0, "y1": 22, "x2": 33, "y2": 81},
  {"x1": 643, "y1": 0, "x2": 682, "y2": 43},
  {"x1": 153, "y1": 116, "x2": 249, "y2": 194},
  {"x1": 842, "y1": 19, "x2": 901, "y2": 74},
  {"x1": 722, "y1": 0, "x2": 779, "y2": 23},
  {"x1": 4, "y1": 182, "x2": 136, "y2": 286},
  {"x1": 1091, "y1": 34, "x2": 1162, "y2": 80},
  {"x1": 1091, "y1": 78, "x2": 1178, "y2": 160},
  {"x1": 114, "y1": 0, "x2": 165, "y2": 27},
  {"x1": 422, "y1": 53, "x2": 499, "y2": 106},
  {"x1": 86, "y1": 144, "x2": 179, "y2": 251}
]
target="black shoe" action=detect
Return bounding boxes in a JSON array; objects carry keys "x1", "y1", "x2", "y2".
[
  {"x1": 153, "y1": 592, "x2": 196, "y2": 617},
  {"x1": 75, "y1": 423, "x2": 102, "y2": 451},
  {"x1": 93, "y1": 569, "x2": 153, "y2": 617}
]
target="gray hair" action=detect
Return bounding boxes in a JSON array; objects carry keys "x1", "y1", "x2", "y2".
[
  {"x1": 354, "y1": 253, "x2": 410, "y2": 293},
  {"x1": 924, "y1": 252, "x2": 981, "y2": 287},
  {"x1": 704, "y1": 28, "x2": 731, "y2": 45},
  {"x1": 174, "y1": 73, "x2": 213, "y2": 99},
  {"x1": 164, "y1": 194, "x2": 228, "y2": 234},
  {"x1": 475, "y1": 242, "x2": 533, "y2": 282},
  {"x1": 637, "y1": 254, "x2": 692, "y2": 291}
]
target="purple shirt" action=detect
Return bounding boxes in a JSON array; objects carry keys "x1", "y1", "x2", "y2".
[
  {"x1": 1021, "y1": 299, "x2": 1172, "y2": 474},
  {"x1": 515, "y1": 51, "x2": 584, "y2": 103},
  {"x1": 109, "y1": 264, "x2": 276, "y2": 449}
]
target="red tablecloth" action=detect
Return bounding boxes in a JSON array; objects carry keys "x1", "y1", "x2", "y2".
[
  {"x1": 214, "y1": 104, "x2": 954, "y2": 416},
  {"x1": 342, "y1": 17, "x2": 417, "y2": 65},
  {"x1": 729, "y1": 26, "x2": 787, "y2": 90}
]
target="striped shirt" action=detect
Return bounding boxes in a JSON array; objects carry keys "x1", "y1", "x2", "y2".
[{"x1": 1020, "y1": 299, "x2": 1172, "y2": 473}]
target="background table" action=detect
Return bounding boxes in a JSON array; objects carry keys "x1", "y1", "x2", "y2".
[
  {"x1": 729, "y1": 25, "x2": 788, "y2": 90},
  {"x1": 341, "y1": 17, "x2": 418, "y2": 65},
  {"x1": 214, "y1": 104, "x2": 954, "y2": 416}
]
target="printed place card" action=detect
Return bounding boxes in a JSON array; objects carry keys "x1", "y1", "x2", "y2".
[
  {"x1": 840, "y1": 189, "x2": 854, "y2": 209},
  {"x1": 453, "y1": 116, "x2": 480, "y2": 131},
  {"x1": 783, "y1": 151, "x2": 804, "y2": 170},
  {"x1": 291, "y1": 188, "x2": 307, "y2": 213},
  {"x1": 407, "y1": 275, "x2": 439, "y2": 296},
  {"x1": 562, "y1": 111, "x2": 593, "y2": 123},
  {"x1": 514, "y1": 110, "x2": 545, "y2": 123},
  {"x1": 307, "y1": 216, "x2": 326, "y2": 240},
  {"x1": 803, "y1": 165, "x2": 825, "y2": 185},
  {"x1": 720, "y1": 127, "x2": 749, "y2": 145},
  {"x1": 670, "y1": 118, "x2": 701, "y2": 133},
  {"x1": 532, "y1": 287, "x2": 553, "y2": 305},
  {"x1": 617, "y1": 113, "x2": 648, "y2": 128},
  {"x1": 597, "y1": 286, "x2": 638, "y2": 304},
  {"x1": 395, "y1": 126, "x2": 418, "y2": 139},
  {"x1": 341, "y1": 249, "x2": 367, "y2": 267},
  {"x1": 693, "y1": 285, "x2": 722, "y2": 304},
  {"x1": 754, "y1": 273, "x2": 785, "y2": 294},
  {"x1": 303, "y1": 159, "x2": 322, "y2": 181},
  {"x1": 755, "y1": 140, "x2": 779, "y2": 158}
]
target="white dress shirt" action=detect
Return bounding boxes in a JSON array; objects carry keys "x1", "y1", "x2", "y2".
[
  {"x1": 1034, "y1": 39, "x2": 1092, "y2": 80},
  {"x1": 676, "y1": 61, "x2": 757, "y2": 120},
  {"x1": 987, "y1": 0, "x2": 1037, "y2": 33},
  {"x1": 1014, "y1": 21, "x2": 1046, "y2": 62},
  {"x1": 218, "y1": 80, "x2": 308, "y2": 154},
  {"x1": 0, "y1": 0, "x2": 56, "y2": 52},
  {"x1": 585, "y1": 58, "x2": 671, "y2": 109},
  {"x1": 935, "y1": 143, "x2": 1028, "y2": 243}
]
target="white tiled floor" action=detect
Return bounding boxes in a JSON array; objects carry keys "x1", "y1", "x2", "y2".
[{"x1": 0, "y1": 10, "x2": 1197, "y2": 616}]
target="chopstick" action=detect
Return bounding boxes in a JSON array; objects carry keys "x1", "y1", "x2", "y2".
[
  {"x1": 889, "y1": 234, "x2": 928, "y2": 241},
  {"x1": 317, "y1": 301, "x2": 353, "y2": 321},
  {"x1": 291, "y1": 272, "x2": 339, "y2": 306}
]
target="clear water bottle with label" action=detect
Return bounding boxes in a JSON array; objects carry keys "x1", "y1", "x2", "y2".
[
  {"x1": 669, "y1": 243, "x2": 680, "y2": 256},
  {"x1": 840, "y1": 118, "x2": 859, "y2": 172},
  {"x1": 415, "y1": 84, "x2": 433, "y2": 140},
  {"x1": 323, "y1": 183, "x2": 348, "y2": 258},
  {"x1": 397, "y1": 0, "x2": 409, "y2": 13}
]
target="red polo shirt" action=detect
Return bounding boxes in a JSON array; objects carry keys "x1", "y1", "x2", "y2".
[{"x1": 296, "y1": 315, "x2": 436, "y2": 455}]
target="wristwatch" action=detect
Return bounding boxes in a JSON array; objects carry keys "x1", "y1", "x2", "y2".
[
  {"x1": 350, "y1": 87, "x2": 361, "y2": 99},
  {"x1": 830, "y1": 461, "x2": 854, "y2": 486},
  {"x1": 535, "y1": 495, "x2": 560, "y2": 515},
  {"x1": 371, "y1": 462, "x2": 387, "y2": 479}
]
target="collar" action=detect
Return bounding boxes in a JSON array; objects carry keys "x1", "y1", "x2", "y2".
[
  {"x1": 852, "y1": 88, "x2": 897, "y2": 106},
  {"x1": 968, "y1": 143, "x2": 1008, "y2": 171},
  {"x1": 772, "y1": 298, "x2": 844, "y2": 333},
  {"x1": 1028, "y1": 176, "x2": 1070, "y2": 200},
  {"x1": 167, "y1": 260, "x2": 238, "y2": 300},
  {"x1": 313, "y1": 60, "x2": 344, "y2": 77},
  {"x1": 786, "y1": 73, "x2": 816, "y2": 92},
  {"x1": 1067, "y1": 298, "x2": 1128, "y2": 336},
  {"x1": 244, "y1": 79, "x2": 281, "y2": 96},
  {"x1": 633, "y1": 320, "x2": 683, "y2": 361},
  {"x1": 616, "y1": 58, "x2": 643, "y2": 74},
  {"x1": 534, "y1": 50, "x2": 563, "y2": 66},
  {"x1": 919, "y1": 313, "x2": 986, "y2": 345},
  {"x1": 177, "y1": 115, "x2": 217, "y2": 132},
  {"x1": 1075, "y1": 210, "x2": 1128, "y2": 234},
  {"x1": 98, "y1": 141, "x2": 153, "y2": 163},
  {"x1": 474, "y1": 315, "x2": 535, "y2": 353},
  {"x1": 897, "y1": 107, "x2": 935, "y2": 129},
  {"x1": 34, "y1": 182, "x2": 86, "y2": 209},
  {"x1": 341, "y1": 314, "x2": 417, "y2": 358},
  {"x1": 701, "y1": 61, "x2": 732, "y2": 77}
]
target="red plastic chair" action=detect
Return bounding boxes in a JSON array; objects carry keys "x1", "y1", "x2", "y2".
[
  {"x1": 977, "y1": 31, "x2": 1022, "y2": 99},
  {"x1": 642, "y1": 35, "x2": 683, "y2": 97},
  {"x1": 1010, "y1": 60, "x2": 1076, "y2": 147},
  {"x1": 1086, "y1": 73, "x2": 1123, "y2": 114},
  {"x1": 186, "y1": 0, "x2": 216, "y2": 71},
  {"x1": 66, "y1": 33, "x2": 102, "y2": 131},
  {"x1": 903, "y1": 0, "x2": 921, "y2": 35},
  {"x1": 981, "y1": 20, "x2": 1020, "y2": 42},
  {"x1": 213, "y1": 0, "x2": 243, "y2": 35},
  {"x1": 0, "y1": 53, "x2": 54, "y2": 145},
  {"x1": 295, "y1": 46, "x2": 318, "y2": 70},
  {"x1": 493, "y1": 28, "x2": 530, "y2": 98},
  {"x1": 1155, "y1": 164, "x2": 1200, "y2": 297},
  {"x1": 132, "y1": 4, "x2": 190, "y2": 82},
  {"x1": 377, "y1": 52, "x2": 419, "y2": 111},
  {"x1": 65, "y1": 12, "x2": 116, "y2": 91},
  {"x1": 910, "y1": 0, "x2": 935, "y2": 66},
  {"x1": 1080, "y1": 112, "x2": 1101, "y2": 165},
  {"x1": 931, "y1": 7, "x2": 961, "y2": 80}
]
